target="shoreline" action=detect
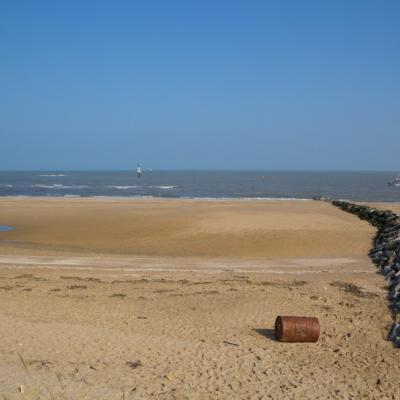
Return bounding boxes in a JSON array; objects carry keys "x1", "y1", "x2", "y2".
[
  {"x1": 1, "y1": 195, "x2": 400, "y2": 203},
  {"x1": 1, "y1": 195, "x2": 313, "y2": 202}
]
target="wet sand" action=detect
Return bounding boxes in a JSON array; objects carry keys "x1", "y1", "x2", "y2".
[
  {"x1": 0, "y1": 197, "x2": 374, "y2": 258},
  {"x1": 0, "y1": 198, "x2": 399, "y2": 399}
]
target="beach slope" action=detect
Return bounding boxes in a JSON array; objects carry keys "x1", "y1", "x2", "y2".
[{"x1": 0, "y1": 198, "x2": 399, "y2": 399}]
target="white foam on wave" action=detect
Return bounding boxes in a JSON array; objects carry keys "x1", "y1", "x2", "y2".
[
  {"x1": 1, "y1": 184, "x2": 13, "y2": 188},
  {"x1": 31, "y1": 184, "x2": 88, "y2": 189},
  {"x1": 106, "y1": 185, "x2": 139, "y2": 190},
  {"x1": 39, "y1": 174, "x2": 66, "y2": 177},
  {"x1": 148, "y1": 185, "x2": 178, "y2": 189}
]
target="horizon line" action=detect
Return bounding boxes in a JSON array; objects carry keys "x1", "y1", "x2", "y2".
[{"x1": 0, "y1": 169, "x2": 398, "y2": 173}]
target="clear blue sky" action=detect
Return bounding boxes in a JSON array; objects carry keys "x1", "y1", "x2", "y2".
[{"x1": 1, "y1": 0, "x2": 399, "y2": 170}]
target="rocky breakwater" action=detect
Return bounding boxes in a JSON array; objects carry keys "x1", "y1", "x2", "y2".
[{"x1": 331, "y1": 200, "x2": 400, "y2": 347}]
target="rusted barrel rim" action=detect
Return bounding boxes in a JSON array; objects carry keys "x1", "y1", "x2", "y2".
[{"x1": 275, "y1": 316, "x2": 284, "y2": 340}]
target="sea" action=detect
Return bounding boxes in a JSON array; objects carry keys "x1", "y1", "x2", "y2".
[{"x1": 0, "y1": 171, "x2": 399, "y2": 202}]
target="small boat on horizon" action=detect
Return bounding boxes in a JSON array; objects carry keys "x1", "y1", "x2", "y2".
[{"x1": 388, "y1": 175, "x2": 400, "y2": 187}]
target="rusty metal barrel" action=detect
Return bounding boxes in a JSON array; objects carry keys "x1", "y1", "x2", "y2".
[{"x1": 275, "y1": 316, "x2": 320, "y2": 342}]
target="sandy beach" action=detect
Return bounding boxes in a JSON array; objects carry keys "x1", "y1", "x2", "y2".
[
  {"x1": 0, "y1": 197, "x2": 374, "y2": 258},
  {"x1": 3, "y1": 0, "x2": 399, "y2": 397},
  {"x1": 0, "y1": 198, "x2": 399, "y2": 399}
]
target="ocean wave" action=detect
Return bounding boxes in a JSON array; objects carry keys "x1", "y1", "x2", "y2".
[
  {"x1": 31, "y1": 184, "x2": 88, "y2": 189},
  {"x1": 0, "y1": 184, "x2": 13, "y2": 188},
  {"x1": 242, "y1": 197, "x2": 310, "y2": 201},
  {"x1": 39, "y1": 174, "x2": 66, "y2": 177},
  {"x1": 178, "y1": 196, "x2": 310, "y2": 201},
  {"x1": 106, "y1": 185, "x2": 139, "y2": 190},
  {"x1": 1, "y1": 193, "x2": 312, "y2": 201},
  {"x1": 89, "y1": 195, "x2": 156, "y2": 199},
  {"x1": 148, "y1": 185, "x2": 178, "y2": 189}
]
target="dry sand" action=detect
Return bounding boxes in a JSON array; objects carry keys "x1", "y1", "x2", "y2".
[
  {"x1": 366, "y1": 202, "x2": 400, "y2": 214},
  {"x1": 0, "y1": 198, "x2": 399, "y2": 400}
]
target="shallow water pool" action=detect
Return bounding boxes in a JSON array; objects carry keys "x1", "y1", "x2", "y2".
[{"x1": 0, "y1": 225, "x2": 15, "y2": 232}]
